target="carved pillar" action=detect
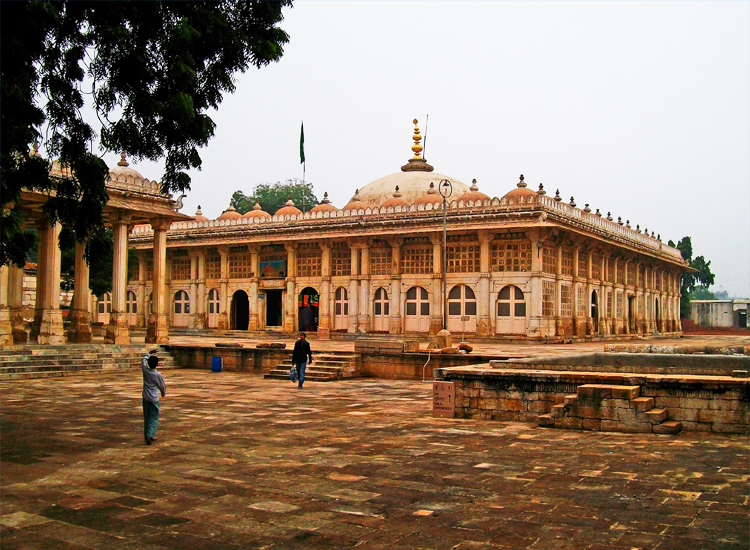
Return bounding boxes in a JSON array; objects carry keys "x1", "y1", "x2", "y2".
[
  {"x1": 527, "y1": 232, "x2": 543, "y2": 337},
  {"x1": 0, "y1": 265, "x2": 12, "y2": 347},
  {"x1": 555, "y1": 245, "x2": 563, "y2": 337},
  {"x1": 134, "y1": 251, "x2": 147, "y2": 328},
  {"x1": 9, "y1": 263, "x2": 26, "y2": 343},
  {"x1": 477, "y1": 231, "x2": 491, "y2": 336},
  {"x1": 389, "y1": 239, "x2": 402, "y2": 334},
  {"x1": 348, "y1": 245, "x2": 359, "y2": 333},
  {"x1": 358, "y1": 244, "x2": 370, "y2": 333},
  {"x1": 146, "y1": 219, "x2": 169, "y2": 344},
  {"x1": 67, "y1": 241, "x2": 92, "y2": 342},
  {"x1": 318, "y1": 243, "x2": 331, "y2": 338},
  {"x1": 429, "y1": 235, "x2": 443, "y2": 335},
  {"x1": 35, "y1": 221, "x2": 64, "y2": 344},
  {"x1": 585, "y1": 250, "x2": 594, "y2": 336},
  {"x1": 29, "y1": 219, "x2": 48, "y2": 342},
  {"x1": 106, "y1": 214, "x2": 131, "y2": 344},
  {"x1": 285, "y1": 243, "x2": 297, "y2": 333},
  {"x1": 218, "y1": 246, "x2": 229, "y2": 330},
  {"x1": 248, "y1": 245, "x2": 259, "y2": 331}
]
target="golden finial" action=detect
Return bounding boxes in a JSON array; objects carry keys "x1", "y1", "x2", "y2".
[
  {"x1": 411, "y1": 119, "x2": 423, "y2": 160},
  {"x1": 118, "y1": 152, "x2": 129, "y2": 167}
]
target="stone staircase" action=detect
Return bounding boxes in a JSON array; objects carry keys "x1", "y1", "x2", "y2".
[
  {"x1": 538, "y1": 384, "x2": 682, "y2": 434},
  {"x1": 0, "y1": 344, "x2": 179, "y2": 381},
  {"x1": 264, "y1": 352, "x2": 360, "y2": 382}
]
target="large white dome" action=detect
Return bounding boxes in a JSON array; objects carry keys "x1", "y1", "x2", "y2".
[{"x1": 357, "y1": 171, "x2": 469, "y2": 208}]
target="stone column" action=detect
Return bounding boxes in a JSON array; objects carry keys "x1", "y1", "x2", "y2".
[
  {"x1": 555, "y1": 245, "x2": 563, "y2": 337},
  {"x1": 29, "y1": 220, "x2": 48, "y2": 342},
  {"x1": 8, "y1": 263, "x2": 27, "y2": 343},
  {"x1": 35, "y1": 221, "x2": 64, "y2": 344},
  {"x1": 134, "y1": 251, "x2": 147, "y2": 328},
  {"x1": 285, "y1": 243, "x2": 297, "y2": 333},
  {"x1": 0, "y1": 265, "x2": 12, "y2": 347},
  {"x1": 358, "y1": 244, "x2": 370, "y2": 333},
  {"x1": 106, "y1": 214, "x2": 131, "y2": 344},
  {"x1": 585, "y1": 250, "x2": 594, "y2": 336},
  {"x1": 430, "y1": 235, "x2": 443, "y2": 335},
  {"x1": 318, "y1": 243, "x2": 331, "y2": 338},
  {"x1": 527, "y1": 232, "x2": 544, "y2": 337},
  {"x1": 476, "y1": 232, "x2": 492, "y2": 336},
  {"x1": 348, "y1": 245, "x2": 359, "y2": 333},
  {"x1": 67, "y1": 241, "x2": 92, "y2": 342},
  {"x1": 146, "y1": 219, "x2": 170, "y2": 344},
  {"x1": 218, "y1": 246, "x2": 229, "y2": 330},
  {"x1": 389, "y1": 239, "x2": 402, "y2": 334},
  {"x1": 190, "y1": 250, "x2": 205, "y2": 329},
  {"x1": 248, "y1": 245, "x2": 259, "y2": 331}
]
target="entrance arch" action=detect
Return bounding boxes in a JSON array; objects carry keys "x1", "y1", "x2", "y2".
[
  {"x1": 654, "y1": 297, "x2": 661, "y2": 332},
  {"x1": 231, "y1": 290, "x2": 249, "y2": 330},
  {"x1": 447, "y1": 284, "x2": 477, "y2": 333},
  {"x1": 373, "y1": 287, "x2": 390, "y2": 332},
  {"x1": 334, "y1": 287, "x2": 349, "y2": 331},
  {"x1": 496, "y1": 285, "x2": 526, "y2": 334},
  {"x1": 97, "y1": 292, "x2": 112, "y2": 324},
  {"x1": 173, "y1": 290, "x2": 190, "y2": 327},
  {"x1": 404, "y1": 286, "x2": 429, "y2": 333},
  {"x1": 591, "y1": 290, "x2": 599, "y2": 334},
  {"x1": 126, "y1": 290, "x2": 138, "y2": 326},
  {"x1": 207, "y1": 288, "x2": 220, "y2": 328},
  {"x1": 298, "y1": 287, "x2": 319, "y2": 332}
]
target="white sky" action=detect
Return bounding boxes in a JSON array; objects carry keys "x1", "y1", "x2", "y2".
[{"x1": 98, "y1": 1, "x2": 749, "y2": 297}]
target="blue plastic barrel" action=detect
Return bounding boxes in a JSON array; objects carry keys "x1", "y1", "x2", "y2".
[{"x1": 211, "y1": 356, "x2": 222, "y2": 372}]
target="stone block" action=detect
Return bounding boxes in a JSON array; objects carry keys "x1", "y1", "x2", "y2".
[
  {"x1": 710, "y1": 423, "x2": 749, "y2": 434},
  {"x1": 698, "y1": 409, "x2": 747, "y2": 425},
  {"x1": 556, "y1": 416, "x2": 583, "y2": 429},
  {"x1": 631, "y1": 397, "x2": 654, "y2": 412},
  {"x1": 518, "y1": 412, "x2": 539, "y2": 423},
  {"x1": 671, "y1": 408, "x2": 701, "y2": 423},
  {"x1": 609, "y1": 399, "x2": 633, "y2": 410},
  {"x1": 499, "y1": 398, "x2": 526, "y2": 412},
  {"x1": 458, "y1": 342, "x2": 473, "y2": 353},
  {"x1": 582, "y1": 418, "x2": 602, "y2": 431},
  {"x1": 731, "y1": 370, "x2": 749, "y2": 378},
  {"x1": 679, "y1": 397, "x2": 709, "y2": 409},
  {"x1": 611, "y1": 385, "x2": 640, "y2": 399},
  {"x1": 538, "y1": 414, "x2": 555, "y2": 427},
  {"x1": 563, "y1": 394, "x2": 579, "y2": 406},
  {"x1": 572, "y1": 405, "x2": 603, "y2": 420},
  {"x1": 528, "y1": 401, "x2": 550, "y2": 414},
  {"x1": 645, "y1": 408, "x2": 668, "y2": 424},
  {"x1": 404, "y1": 340, "x2": 420, "y2": 353},
  {"x1": 654, "y1": 396, "x2": 681, "y2": 408},
  {"x1": 440, "y1": 347, "x2": 459, "y2": 354},
  {"x1": 577, "y1": 385, "x2": 612, "y2": 399},
  {"x1": 652, "y1": 421, "x2": 682, "y2": 435},
  {"x1": 355, "y1": 338, "x2": 404, "y2": 355}
]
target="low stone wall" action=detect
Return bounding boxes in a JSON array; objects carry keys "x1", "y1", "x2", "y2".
[
  {"x1": 165, "y1": 344, "x2": 290, "y2": 373},
  {"x1": 362, "y1": 352, "x2": 510, "y2": 380},
  {"x1": 605, "y1": 343, "x2": 749, "y2": 355},
  {"x1": 434, "y1": 366, "x2": 750, "y2": 434}
]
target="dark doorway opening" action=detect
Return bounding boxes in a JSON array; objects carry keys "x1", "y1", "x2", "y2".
[
  {"x1": 739, "y1": 310, "x2": 747, "y2": 329},
  {"x1": 231, "y1": 290, "x2": 249, "y2": 330},
  {"x1": 654, "y1": 298, "x2": 660, "y2": 332},
  {"x1": 628, "y1": 296, "x2": 636, "y2": 333},
  {"x1": 590, "y1": 290, "x2": 599, "y2": 334},
  {"x1": 265, "y1": 290, "x2": 283, "y2": 327},
  {"x1": 298, "y1": 287, "x2": 319, "y2": 332}
]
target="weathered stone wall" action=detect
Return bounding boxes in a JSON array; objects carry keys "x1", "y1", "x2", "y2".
[{"x1": 166, "y1": 345, "x2": 289, "y2": 373}]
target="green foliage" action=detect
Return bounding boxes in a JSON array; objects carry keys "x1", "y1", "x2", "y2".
[
  {"x1": 669, "y1": 236, "x2": 716, "y2": 318},
  {"x1": 1, "y1": 0, "x2": 292, "y2": 267},
  {"x1": 231, "y1": 179, "x2": 318, "y2": 215}
]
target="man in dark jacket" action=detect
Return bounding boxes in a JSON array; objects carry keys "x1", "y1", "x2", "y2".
[{"x1": 292, "y1": 332, "x2": 313, "y2": 389}]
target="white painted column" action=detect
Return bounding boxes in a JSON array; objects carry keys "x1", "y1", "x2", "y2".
[
  {"x1": 106, "y1": 214, "x2": 131, "y2": 344},
  {"x1": 348, "y1": 245, "x2": 359, "y2": 333},
  {"x1": 358, "y1": 244, "x2": 370, "y2": 333},
  {"x1": 36, "y1": 221, "x2": 64, "y2": 344},
  {"x1": 146, "y1": 219, "x2": 169, "y2": 344}
]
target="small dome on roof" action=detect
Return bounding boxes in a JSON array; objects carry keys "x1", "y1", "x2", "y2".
[
  {"x1": 217, "y1": 203, "x2": 242, "y2": 220},
  {"x1": 457, "y1": 179, "x2": 490, "y2": 204},
  {"x1": 502, "y1": 174, "x2": 538, "y2": 202},
  {"x1": 275, "y1": 195, "x2": 302, "y2": 216},
  {"x1": 414, "y1": 182, "x2": 442, "y2": 205},
  {"x1": 193, "y1": 205, "x2": 209, "y2": 222},
  {"x1": 109, "y1": 152, "x2": 146, "y2": 181},
  {"x1": 343, "y1": 189, "x2": 367, "y2": 212},
  {"x1": 381, "y1": 186, "x2": 409, "y2": 208},
  {"x1": 310, "y1": 192, "x2": 339, "y2": 214},
  {"x1": 243, "y1": 201, "x2": 271, "y2": 219}
]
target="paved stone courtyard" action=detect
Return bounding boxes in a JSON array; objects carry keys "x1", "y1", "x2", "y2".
[{"x1": 1, "y1": 370, "x2": 748, "y2": 549}]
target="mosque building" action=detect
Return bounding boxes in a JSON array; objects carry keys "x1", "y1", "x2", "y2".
[{"x1": 120, "y1": 120, "x2": 688, "y2": 341}]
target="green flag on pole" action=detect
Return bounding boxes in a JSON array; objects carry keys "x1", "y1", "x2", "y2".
[{"x1": 300, "y1": 122, "x2": 305, "y2": 164}]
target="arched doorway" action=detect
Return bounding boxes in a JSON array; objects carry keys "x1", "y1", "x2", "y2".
[
  {"x1": 404, "y1": 286, "x2": 429, "y2": 333},
  {"x1": 97, "y1": 292, "x2": 112, "y2": 324},
  {"x1": 173, "y1": 290, "x2": 190, "y2": 327},
  {"x1": 126, "y1": 290, "x2": 138, "y2": 326},
  {"x1": 231, "y1": 290, "x2": 249, "y2": 330},
  {"x1": 591, "y1": 290, "x2": 599, "y2": 333},
  {"x1": 496, "y1": 285, "x2": 526, "y2": 334},
  {"x1": 334, "y1": 287, "x2": 348, "y2": 331},
  {"x1": 298, "y1": 287, "x2": 319, "y2": 332},
  {"x1": 627, "y1": 295, "x2": 636, "y2": 333},
  {"x1": 447, "y1": 284, "x2": 477, "y2": 333},
  {"x1": 373, "y1": 287, "x2": 390, "y2": 332},
  {"x1": 207, "y1": 288, "x2": 220, "y2": 328},
  {"x1": 654, "y1": 297, "x2": 661, "y2": 332}
]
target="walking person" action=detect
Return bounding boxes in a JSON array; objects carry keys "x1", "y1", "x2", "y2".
[
  {"x1": 292, "y1": 332, "x2": 313, "y2": 389},
  {"x1": 142, "y1": 349, "x2": 166, "y2": 445}
]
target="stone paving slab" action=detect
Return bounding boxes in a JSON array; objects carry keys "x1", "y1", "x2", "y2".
[{"x1": 1, "y1": 371, "x2": 749, "y2": 549}]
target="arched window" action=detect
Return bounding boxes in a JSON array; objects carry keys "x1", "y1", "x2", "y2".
[
  {"x1": 207, "y1": 288, "x2": 220, "y2": 328},
  {"x1": 405, "y1": 286, "x2": 429, "y2": 332},
  {"x1": 173, "y1": 290, "x2": 190, "y2": 327},
  {"x1": 373, "y1": 287, "x2": 390, "y2": 332},
  {"x1": 334, "y1": 287, "x2": 348, "y2": 330},
  {"x1": 495, "y1": 285, "x2": 526, "y2": 334},
  {"x1": 447, "y1": 285, "x2": 477, "y2": 333}
]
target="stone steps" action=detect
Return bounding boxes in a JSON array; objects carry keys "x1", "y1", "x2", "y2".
[
  {"x1": 264, "y1": 353, "x2": 360, "y2": 382},
  {"x1": 0, "y1": 345, "x2": 179, "y2": 380},
  {"x1": 539, "y1": 384, "x2": 682, "y2": 435}
]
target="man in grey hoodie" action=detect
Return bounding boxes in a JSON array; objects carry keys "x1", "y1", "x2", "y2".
[{"x1": 142, "y1": 350, "x2": 166, "y2": 445}]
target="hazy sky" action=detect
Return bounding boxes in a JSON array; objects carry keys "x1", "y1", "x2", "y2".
[{"x1": 100, "y1": 1, "x2": 749, "y2": 297}]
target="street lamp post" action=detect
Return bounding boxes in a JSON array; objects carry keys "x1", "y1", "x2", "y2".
[{"x1": 438, "y1": 179, "x2": 453, "y2": 331}]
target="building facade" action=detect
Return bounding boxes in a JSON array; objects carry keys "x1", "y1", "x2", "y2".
[{"x1": 127, "y1": 121, "x2": 688, "y2": 340}]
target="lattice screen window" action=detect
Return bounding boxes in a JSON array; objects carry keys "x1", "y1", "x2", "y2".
[
  {"x1": 206, "y1": 254, "x2": 221, "y2": 279},
  {"x1": 542, "y1": 280, "x2": 555, "y2": 317},
  {"x1": 229, "y1": 252, "x2": 253, "y2": 279},
  {"x1": 542, "y1": 247, "x2": 557, "y2": 274},
  {"x1": 606, "y1": 259, "x2": 615, "y2": 282},
  {"x1": 591, "y1": 254, "x2": 603, "y2": 280},
  {"x1": 402, "y1": 246, "x2": 433, "y2": 274},
  {"x1": 576, "y1": 285, "x2": 587, "y2": 316},
  {"x1": 171, "y1": 257, "x2": 192, "y2": 280},
  {"x1": 577, "y1": 253, "x2": 588, "y2": 279},
  {"x1": 638, "y1": 265, "x2": 645, "y2": 288},
  {"x1": 561, "y1": 248, "x2": 574, "y2": 276},
  {"x1": 296, "y1": 249, "x2": 322, "y2": 277},
  {"x1": 491, "y1": 241, "x2": 531, "y2": 272},
  {"x1": 370, "y1": 248, "x2": 392, "y2": 276},
  {"x1": 145, "y1": 259, "x2": 153, "y2": 282},
  {"x1": 637, "y1": 294, "x2": 644, "y2": 315},
  {"x1": 447, "y1": 244, "x2": 480, "y2": 273},
  {"x1": 627, "y1": 264, "x2": 635, "y2": 286},
  {"x1": 331, "y1": 249, "x2": 351, "y2": 276},
  {"x1": 560, "y1": 284, "x2": 572, "y2": 317},
  {"x1": 606, "y1": 290, "x2": 613, "y2": 317},
  {"x1": 616, "y1": 291, "x2": 623, "y2": 318},
  {"x1": 617, "y1": 262, "x2": 625, "y2": 285},
  {"x1": 644, "y1": 269, "x2": 650, "y2": 289}
]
